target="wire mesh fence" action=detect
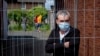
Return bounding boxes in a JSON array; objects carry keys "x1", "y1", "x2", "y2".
[{"x1": 1, "y1": 0, "x2": 100, "y2": 56}]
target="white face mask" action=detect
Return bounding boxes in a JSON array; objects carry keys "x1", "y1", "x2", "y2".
[{"x1": 58, "y1": 22, "x2": 70, "y2": 31}]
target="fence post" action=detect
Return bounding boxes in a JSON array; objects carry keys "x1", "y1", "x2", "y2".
[{"x1": 49, "y1": 10, "x2": 55, "y2": 30}]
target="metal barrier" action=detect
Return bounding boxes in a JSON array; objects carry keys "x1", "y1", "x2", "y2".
[{"x1": 1, "y1": 36, "x2": 52, "y2": 56}]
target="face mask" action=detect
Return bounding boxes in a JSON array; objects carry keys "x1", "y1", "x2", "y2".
[{"x1": 58, "y1": 22, "x2": 70, "y2": 31}]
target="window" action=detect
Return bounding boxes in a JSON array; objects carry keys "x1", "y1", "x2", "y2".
[{"x1": 21, "y1": 3, "x2": 26, "y2": 9}]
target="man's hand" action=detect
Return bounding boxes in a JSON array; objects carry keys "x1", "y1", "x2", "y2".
[
  {"x1": 53, "y1": 43, "x2": 56, "y2": 45},
  {"x1": 64, "y1": 42, "x2": 69, "y2": 48}
]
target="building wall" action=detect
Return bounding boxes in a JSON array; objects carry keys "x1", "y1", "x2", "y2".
[
  {"x1": 17, "y1": 0, "x2": 46, "y2": 3},
  {"x1": 7, "y1": 3, "x2": 44, "y2": 9},
  {"x1": 77, "y1": 0, "x2": 100, "y2": 56},
  {"x1": 7, "y1": 3, "x2": 21, "y2": 9}
]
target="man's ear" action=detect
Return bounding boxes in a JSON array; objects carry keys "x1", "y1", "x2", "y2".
[{"x1": 56, "y1": 19, "x2": 59, "y2": 24}]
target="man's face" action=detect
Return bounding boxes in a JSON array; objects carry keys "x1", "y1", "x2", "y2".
[{"x1": 56, "y1": 15, "x2": 70, "y2": 24}]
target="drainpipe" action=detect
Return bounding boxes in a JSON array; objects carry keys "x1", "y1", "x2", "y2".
[{"x1": 74, "y1": 0, "x2": 78, "y2": 28}]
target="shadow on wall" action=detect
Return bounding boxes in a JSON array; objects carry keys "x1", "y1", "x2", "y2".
[{"x1": 1, "y1": 36, "x2": 52, "y2": 56}]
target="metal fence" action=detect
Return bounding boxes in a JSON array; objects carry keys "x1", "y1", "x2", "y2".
[{"x1": 1, "y1": 36, "x2": 52, "y2": 56}]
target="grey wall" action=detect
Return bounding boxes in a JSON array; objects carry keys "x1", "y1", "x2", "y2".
[{"x1": 3, "y1": 0, "x2": 8, "y2": 39}]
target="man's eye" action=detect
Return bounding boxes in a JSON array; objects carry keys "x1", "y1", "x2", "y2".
[
  {"x1": 60, "y1": 20, "x2": 69, "y2": 22},
  {"x1": 65, "y1": 20, "x2": 69, "y2": 22},
  {"x1": 60, "y1": 20, "x2": 64, "y2": 22}
]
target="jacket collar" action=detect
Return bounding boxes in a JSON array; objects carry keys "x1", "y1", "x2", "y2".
[{"x1": 54, "y1": 26, "x2": 73, "y2": 38}]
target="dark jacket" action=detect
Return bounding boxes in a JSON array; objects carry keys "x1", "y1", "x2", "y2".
[{"x1": 45, "y1": 26, "x2": 80, "y2": 56}]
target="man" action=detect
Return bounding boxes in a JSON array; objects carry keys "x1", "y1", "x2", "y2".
[
  {"x1": 45, "y1": 10, "x2": 80, "y2": 56},
  {"x1": 36, "y1": 15, "x2": 42, "y2": 32},
  {"x1": 34, "y1": 15, "x2": 38, "y2": 30}
]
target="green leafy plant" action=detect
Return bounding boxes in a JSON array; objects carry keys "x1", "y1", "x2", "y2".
[
  {"x1": 28, "y1": 5, "x2": 48, "y2": 22},
  {"x1": 40, "y1": 23, "x2": 50, "y2": 31},
  {"x1": 8, "y1": 9, "x2": 27, "y2": 30},
  {"x1": 8, "y1": 6, "x2": 49, "y2": 31}
]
